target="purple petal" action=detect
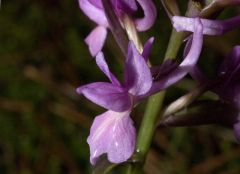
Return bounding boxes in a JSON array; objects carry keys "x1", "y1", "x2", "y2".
[
  {"x1": 76, "y1": 82, "x2": 131, "y2": 112},
  {"x1": 96, "y1": 52, "x2": 121, "y2": 86},
  {"x1": 85, "y1": 26, "x2": 107, "y2": 57},
  {"x1": 135, "y1": 0, "x2": 157, "y2": 31},
  {"x1": 142, "y1": 37, "x2": 154, "y2": 61},
  {"x1": 172, "y1": 15, "x2": 240, "y2": 35},
  {"x1": 152, "y1": 60, "x2": 178, "y2": 80},
  {"x1": 119, "y1": 0, "x2": 138, "y2": 11},
  {"x1": 219, "y1": 46, "x2": 240, "y2": 77},
  {"x1": 147, "y1": 18, "x2": 203, "y2": 95},
  {"x1": 87, "y1": 110, "x2": 136, "y2": 165},
  {"x1": 183, "y1": 35, "x2": 193, "y2": 58},
  {"x1": 190, "y1": 66, "x2": 209, "y2": 83},
  {"x1": 234, "y1": 121, "x2": 240, "y2": 143},
  {"x1": 215, "y1": 46, "x2": 240, "y2": 107},
  {"x1": 79, "y1": 0, "x2": 108, "y2": 26},
  {"x1": 183, "y1": 36, "x2": 208, "y2": 83},
  {"x1": 111, "y1": 0, "x2": 138, "y2": 15},
  {"x1": 125, "y1": 42, "x2": 152, "y2": 96},
  {"x1": 89, "y1": 0, "x2": 103, "y2": 9}
]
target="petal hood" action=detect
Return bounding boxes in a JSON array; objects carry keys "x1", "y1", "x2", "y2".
[{"x1": 124, "y1": 41, "x2": 152, "y2": 96}]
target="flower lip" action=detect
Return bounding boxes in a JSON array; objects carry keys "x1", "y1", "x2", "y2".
[{"x1": 87, "y1": 110, "x2": 136, "y2": 165}]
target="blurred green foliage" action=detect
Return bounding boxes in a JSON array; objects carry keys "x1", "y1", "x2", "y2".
[{"x1": 0, "y1": 0, "x2": 240, "y2": 174}]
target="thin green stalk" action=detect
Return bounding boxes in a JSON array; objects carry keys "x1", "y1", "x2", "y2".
[
  {"x1": 131, "y1": 29, "x2": 183, "y2": 174},
  {"x1": 164, "y1": 29, "x2": 184, "y2": 60},
  {"x1": 135, "y1": 92, "x2": 165, "y2": 159}
]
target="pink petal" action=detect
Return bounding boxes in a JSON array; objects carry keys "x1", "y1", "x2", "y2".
[
  {"x1": 183, "y1": 36, "x2": 208, "y2": 83},
  {"x1": 125, "y1": 42, "x2": 152, "y2": 96},
  {"x1": 87, "y1": 110, "x2": 136, "y2": 165},
  {"x1": 111, "y1": 0, "x2": 138, "y2": 14},
  {"x1": 234, "y1": 121, "x2": 240, "y2": 143},
  {"x1": 142, "y1": 37, "x2": 154, "y2": 61},
  {"x1": 215, "y1": 46, "x2": 240, "y2": 107},
  {"x1": 85, "y1": 26, "x2": 107, "y2": 57},
  {"x1": 88, "y1": 0, "x2": 103, "y2": 9},
  {"x1": 219, "y1": 46, "x2": 240, "y2": 76},
  {"x1": 96, "y1": 52, "x2": 121, "y2": 86},
  {"x1": 76, "y1": 82, "x2": 131, "y2": 112},
  {"x1": 146, "y1": 18, "x2": 203, "y2": 95},
  {"x1": 135, "y1": 0, "x2": 157, "y2": 31},
  {"x1": 172, "y1": 15, "x2": 240, "y2": 35},
  {"x1": 79, "y1": 0, "x2": 108, "y2": 26}
]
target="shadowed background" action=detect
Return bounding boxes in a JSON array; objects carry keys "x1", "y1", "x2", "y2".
[{"x1": 0, "y1": 0, "x2": 240, "y2": 173}]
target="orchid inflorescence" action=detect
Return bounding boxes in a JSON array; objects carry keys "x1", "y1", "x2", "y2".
[{"x1": 76, "y1": 0, "x2": 240, "y2": 171}]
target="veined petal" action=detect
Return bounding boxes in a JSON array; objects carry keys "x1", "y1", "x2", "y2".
[
  {"x1": 172, "y1": 15, "x2": 240, "y2": 35},
  {"x1": 135, "y1": 0, "x2": 157, "y2": 31},
  {"x1": 125, "y1": 42, "x2": 152, "y2": 96},
  {"x1": 79, "y1": 0, "x2": 108, "y2": 26},
  {"x1": 142, "y1": 37, "x2": 154, "y2": 61},
  {"x1": 85, "y1": 26, "x2": 107, "y2": 57},
  {"x1": 96, "y1": 52, "x2": 121, "y2": 86},
  {"x1": 146, "y1": 18, "x2": 203, "y2": 95},
  {"x1": 87, "y1": 110, "x2": 136, "y2": 165},
  {"x1": 76, "y1": 82, "x2": 131, "y2": 112}
]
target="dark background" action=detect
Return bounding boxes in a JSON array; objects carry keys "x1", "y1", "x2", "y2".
[{"x1": 0, "y1": 0, "x2": 240, "y2": 173}]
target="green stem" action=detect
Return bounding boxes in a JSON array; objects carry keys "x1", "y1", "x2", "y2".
[
  {"x1": 135, "y1": 92, "x2": 165, "y2": 159},
  {"x1": 164, "y1": 29, "x2": 183, "y2": 59},
  {"x1": 131, "y1": 29, "x2": 183, "y2": 174}
]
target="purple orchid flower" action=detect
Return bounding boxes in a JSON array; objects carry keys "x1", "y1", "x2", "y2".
[
  {"x1": 180, "y1": 18, "x2": 240, "y2": 141},
  {"x1": 172, "y1": 15, "x2": 240, "y2": 36},
  {"x1": 166, "y1": 46, "x2": 240, "y2": 142},
  {"x1": 216, "y1": 46, "x2": 240, "y2": 107},
  {"x1": 76, "y1": 39, "x2": 153, "y2": 164},
  {"x1": 76, "y1": 18, "x2": 203, "y2": 165},
  {"x1": 217, "y1": 46, "x2": 240, "y2": 141},
  {"x1": 206, "y1": 46, "x2": 240, "y2": 142},
  {"x1": 202, "y1": 46, "x2": 240, "y2": 142},
  {"x1": 78, "y1": 0, "x2": 157, "y2": 56},
  {"x1": 172, "y1": 15, "x2": 240, "y2": 83}
]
